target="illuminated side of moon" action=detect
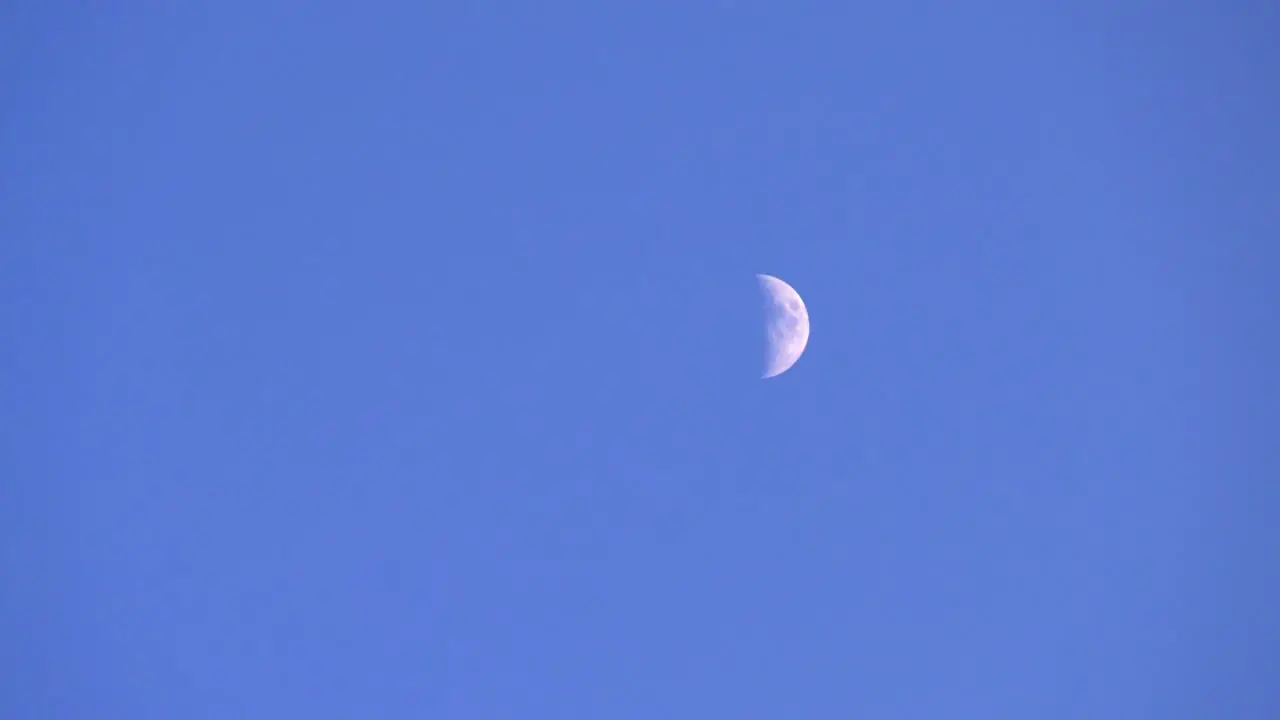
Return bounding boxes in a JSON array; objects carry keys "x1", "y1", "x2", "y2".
[{"x1": 757, "y1": 274, "x2": 810, "y2": 379}]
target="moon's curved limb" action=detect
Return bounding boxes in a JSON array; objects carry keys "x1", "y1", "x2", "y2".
[{"x1": 757, "y1": 274, "x2": 810, "y2": 378}]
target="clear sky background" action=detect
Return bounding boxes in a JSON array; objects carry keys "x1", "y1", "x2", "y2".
[{"x1": 4, "y1": 2, "x2": 1277, "y2": 718}]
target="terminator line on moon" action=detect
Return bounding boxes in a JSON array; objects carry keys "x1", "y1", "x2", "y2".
[{"x1": 757, "y1": 274, "x2": 810, "y2": 379}]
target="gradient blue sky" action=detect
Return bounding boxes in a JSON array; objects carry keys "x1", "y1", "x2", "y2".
[{"x1": 5, "y1": 2, "x2": 1277, "y2": 717}]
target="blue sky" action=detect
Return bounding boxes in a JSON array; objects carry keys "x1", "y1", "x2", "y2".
[{"x1": 4, "y1": 2, "x2": 1277, "y2": 717}]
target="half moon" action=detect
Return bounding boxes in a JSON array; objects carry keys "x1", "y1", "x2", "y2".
[{"x1": 757, "y1": 274, "x2": 810, "y2": 379}]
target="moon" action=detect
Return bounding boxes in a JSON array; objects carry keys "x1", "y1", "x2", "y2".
[{"x1": 757, "y1": 274, "x2": 810, "y2": 379}]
